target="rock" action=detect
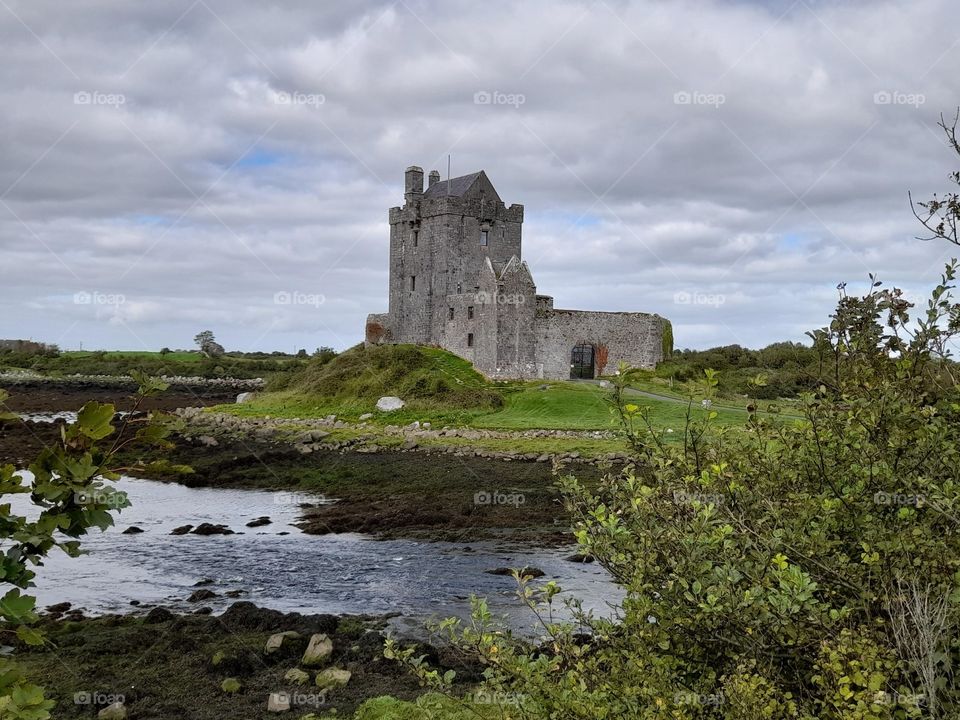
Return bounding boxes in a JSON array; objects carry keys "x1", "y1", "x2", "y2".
[
  {"x1": 187, "y1": 589, "x2": 218, "y2": 602},
  {"x1": 129, "y1": 600, "x2": 141, "y2": 606},
  {"x1": 246, "y1": 516, "x2": 272, "y2": 528},
  {"x1": 316, "y1": 667, "x2": 351, "y2": 689},
  {"x1": 45, "y1": 602, "x2": 71, "y2": 613},
  {"x1": 98, "y1": 702, "x2": 127, "y2": 720},
  {"x1": 284, "y1": 668, "x2": 310, "y2": 685},
  {"x1": 265, "y1": 630, "x2": 301, "y2": 654},
  {"x1": 144, "y1": 606, "x2": 174, "y2": 624},
  {"x1": 224, "y1": 589, "x2": 245, "y2": 598},
  {"x1": 236, "y1": 392, "x2": 256, "y2": 404},
  {"x1": 565, "y1": 553, "x2": 595, "y2": 563},
  {"x1": 170, "y1": 525, "x2": 193, "y2": 535},
  {"x1": 193, "y1": 606, "x2": 213, "y2": 615},
  {"x1": 401, "y1": 439, "x2": 418, "y2": 450},
  {"x1": 598, "y1": 380, "x2": 612, "y2": 388},
  {"x1": 358, "y1": 413, "x2": 373, "y2": 421},
  {"x1": 193, "y1": 578, "x2": 215, "y2": 586},
  {"x1": 267, "y1": 692, "x2": 291, "y2": 713},
  {"x1": 376, "y1": 396, "x2": 405, "y2": 412},
  {"x1": 302, "y1": 633, "x2": 334, "y2": 666},
  {"x1": 485, "y1": 566, "x2": 545, "y2": 578},
  {"x1": 122, "y1": 526, "x2": 144, "y2": 534},
  {"x1": 198, "y1": 435, "x2": 219, "y2": 447},
  {"x1": 192, "y1": 523, "x2": 234, "y2": 536}
]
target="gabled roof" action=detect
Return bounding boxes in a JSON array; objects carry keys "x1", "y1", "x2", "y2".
[{"x1": 423, "y1": 171, "x2": 482, "y2": 199}]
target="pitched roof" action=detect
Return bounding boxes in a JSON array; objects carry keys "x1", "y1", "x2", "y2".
[{"x1": 423, "y1": 171, "x2": 482, "y2": 198}]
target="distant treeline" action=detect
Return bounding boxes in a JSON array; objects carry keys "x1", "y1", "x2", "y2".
[
  {"x1": 0, "y1": 347, "x2": 328, "y2": 380},
  {"x1": 652, "y1": 341, "x2": 824, "y2": 399}
]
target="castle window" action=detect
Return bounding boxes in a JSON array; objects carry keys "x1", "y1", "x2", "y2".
[
  {"x1": 410, "y1": 275, "x2": 416, "y2": 291},
  {"x1": 456, "y1": 283, "x2": 462, "y2": 294},
  {"x1": 413, "y1": 230, "x2": 419, "y2": 247},
  {"x1": 467, "y1": 333, "x2": 474, "y2": 347},
  {"x1": 480, "y1": 230, "x2": 489, "y2": 246},
  {"x1": 448, "y1": 307, "x2": 454, "y2": 320},
  {"x1": 467, "y1": 306, "x2": 474, "y2": 320}
]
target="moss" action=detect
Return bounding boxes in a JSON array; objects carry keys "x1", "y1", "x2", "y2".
[{"x1": 661, "y1": 318, "x2": 674, "y2": 360}]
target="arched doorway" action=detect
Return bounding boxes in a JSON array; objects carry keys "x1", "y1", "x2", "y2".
[{"x1": 570, "y1": 343, "x2": 595, "y2": 379}]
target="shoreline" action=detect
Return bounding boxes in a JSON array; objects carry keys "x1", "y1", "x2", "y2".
[{"x1": 20, "y1": 601, "x2": 473, "y2": 719}]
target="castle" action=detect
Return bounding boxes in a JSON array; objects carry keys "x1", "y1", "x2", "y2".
[{"x1": 365, "y1": 165, "x2": 672, "y2": 380}]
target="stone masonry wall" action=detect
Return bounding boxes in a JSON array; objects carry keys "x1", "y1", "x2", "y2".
[{"x1": 534, "y1": 309, "x2": 667, "y2": 379}]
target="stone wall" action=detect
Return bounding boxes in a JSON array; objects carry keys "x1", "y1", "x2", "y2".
[{"x1": 534, "y1": 308, "x2": 667, "y2": 379}]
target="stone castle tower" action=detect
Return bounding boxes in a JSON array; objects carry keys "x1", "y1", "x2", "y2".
[{"x1": 366, "y1": 165, "x2": 671, "y2": 380}]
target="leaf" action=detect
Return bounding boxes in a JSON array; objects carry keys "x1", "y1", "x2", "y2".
[
  {"x1": 73, "y1": 402, "x2": 116, "y2": 441},
  {"x1": 15, "y1": 626, "x2": 44, "y2": 647}
]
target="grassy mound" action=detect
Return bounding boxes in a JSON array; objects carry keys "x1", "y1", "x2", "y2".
[{"x1": 264, "y1": 344, "x2": 503, "y2": 413}]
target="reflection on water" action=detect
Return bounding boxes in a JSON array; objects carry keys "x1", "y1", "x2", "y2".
[{"x1": 20, "y1": 477, "x2": 620, "y2": 631}]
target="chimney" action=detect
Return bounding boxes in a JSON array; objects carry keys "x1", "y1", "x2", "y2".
[
  {"x1": 404, "y1": 166, "x2": 423, "y2": 202},
  {"x1": 428, "y1": 170, "x2": 441, "y2": 188}
]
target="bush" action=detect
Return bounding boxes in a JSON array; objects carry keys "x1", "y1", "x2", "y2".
[{"x1": 391, "y1": 265, "x2": 960, "y2": 719}]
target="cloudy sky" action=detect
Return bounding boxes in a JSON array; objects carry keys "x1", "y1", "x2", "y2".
[{"x1": 1, "y1": 0, "x2": 958, "y2": 353}]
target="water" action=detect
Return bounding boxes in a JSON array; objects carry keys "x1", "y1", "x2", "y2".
[{"x1": 18, "y1": 476, "x2": 620, "y2": 633}]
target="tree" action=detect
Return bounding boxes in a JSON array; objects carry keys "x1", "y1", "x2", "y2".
[
  {"x1": 0, "y1": 373, "x2": 181, "y2": 719},
  {"x1": 193, "y1": 330, "x2": 215, "y2": 350}
]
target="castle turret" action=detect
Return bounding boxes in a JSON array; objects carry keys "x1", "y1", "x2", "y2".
[
  {"x1": 404, "y1": 166, "x2": 423, "y2": 202},
  {"x1": 428, "y1": 170, "x2": 440, "y2": 188}
]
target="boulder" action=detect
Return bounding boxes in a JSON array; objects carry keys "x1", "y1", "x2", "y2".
[
  {"x1": 170, "y1": 525, "x2": 193, "y2": 535},
  {"x1": 315, "y1": 667, "x2": 351, "y2": 689},
  {"x1": 121, "y1": 526, "x2": 144, "y2": 534},
  {"x1": 266, "y1": 692, "x2": 290, "y2": 713},
  {"x1": 98, "y1": 702, "x2": 127, "y2": 720},
  {"x1": 301, "y1": 633, "x2": 333, "y2": 666},
  {"x1": 192, "y1": 523, "x2": 234, "y2": 536},
  {"x1": 375, "y1": 396, "x2": 405, "y2": 412},
  {"x1": 265, "y1": 630, "x2": 301, "y2": 654},
  {"x1": 236, "y1": 392, "x2": 256, "y2": 404},
  {"x1": 198, "y1": 435, "x2": 219, "y2": 447},
  {"x1": 358, "y1": 413, "x2": 373, "y2": 421},
  {"x1": 45, "y1": 602, "x2": 71, "y2": 614},
  {"x1": 144, "y1": 606, "x2": 174, "y2": 624},
  {"x1": 246, "y1": 516, "x2": 272, "y2": 528},
  {"x1": 284, "y1": 668, "x2": 310, "y2": 685},
  {"x1": 485, "y1": 566, "x2": 545, "y2": 578},
  {"x1": 187, "y1": 589, "x2": 218, "y2": 603},
  {"x1": 565, "y1": 553, "x2": 595, "y2": 563}
]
